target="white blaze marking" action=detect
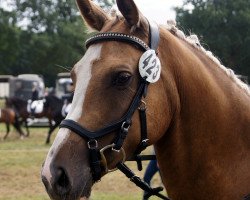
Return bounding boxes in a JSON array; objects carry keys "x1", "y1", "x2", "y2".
[
  {"x1": 42, "y1": 44, "x2": 102, "y2": 182},
  {"x1": 67, "y1": 44, "x2": 102, "y2": 121},
  {"x1": 42, "y1": 128, "x2": 71, "y2": 183}
]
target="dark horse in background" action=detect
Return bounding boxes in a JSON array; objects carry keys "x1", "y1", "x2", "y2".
[
  {"x1": 0, "y1": 108, "x2": 25, "y2": 140},
  {"x1": 5, "y1": 95, "x2": 64, "y2": 144}
]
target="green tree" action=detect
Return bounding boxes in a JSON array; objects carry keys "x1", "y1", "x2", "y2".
[
  {"x1": 176, "y1": 0, "x2": 250, "y2": 78},
  {"x1": 0, "y1": 0, "x2": 88, "y2": 86},
  {"x1": 0, "y1": 8, "x2": 20, "y2": 74},
  {"x1": 14, "y1": 0, "x2": 79, "y2": 33},
  {"x1": 0, "y1": 0, "x2": 115, "y2": 86}
]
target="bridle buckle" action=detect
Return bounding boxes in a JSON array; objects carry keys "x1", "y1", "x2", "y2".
[
  {"x1": 121, "y1": 121, "x2": 131, "y2": 133},
  {"x1": 87, "y1": 139, "x2": 98, "y2": 149},
  {"x1": 141, "y1": 139, "x2": 149, "y2": 145},
  {"x1": 138, "y1": 100, "x2": 147, "y2": 111}
]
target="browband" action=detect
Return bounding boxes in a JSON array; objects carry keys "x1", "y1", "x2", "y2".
[
  {"x1": 85, "y1": 21, "x2": 159, "y2": 52},
  {"x1": 85, "y1": 32, "x2": 150, "y2": 52}
]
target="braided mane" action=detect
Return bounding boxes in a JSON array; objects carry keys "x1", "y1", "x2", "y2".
[{"x1": 163, "y1": 20, "x2": 250, "y2": 96}]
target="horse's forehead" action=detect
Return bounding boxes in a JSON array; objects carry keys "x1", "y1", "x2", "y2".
[
  {"x1": 74, "y1": 44, "x2": 103, "y2": 73},
  {"x1": 75, "y1": 42, "x2": 136, "y2": 74}
]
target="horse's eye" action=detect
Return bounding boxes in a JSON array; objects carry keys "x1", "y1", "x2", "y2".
[{"x1": 112, "y1": 72, "x2": 132, "y2": 87}]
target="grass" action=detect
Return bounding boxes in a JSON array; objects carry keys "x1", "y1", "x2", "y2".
[
  {"x1": 0, "y1": 126, "x2": 51, "y2": 200},
  {"x1": 0, "y1": 124, "x2": 166, "y2": 200}
]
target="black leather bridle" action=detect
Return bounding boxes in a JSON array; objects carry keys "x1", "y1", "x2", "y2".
[{"x1": 59, "y1": 21, "x2": 170, "y2": 200}]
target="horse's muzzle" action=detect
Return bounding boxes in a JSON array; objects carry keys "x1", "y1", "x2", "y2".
[{"x1": 41, "y1": 166, "x2": 72, "y2": 199}]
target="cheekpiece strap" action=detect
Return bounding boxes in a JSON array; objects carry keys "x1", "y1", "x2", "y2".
[
  {"x1": 85, "y1": 32, "x2": 150, "y2": 52},
  {"x1": 148, "y1": 20, "x2": 160, "y2": 51}
]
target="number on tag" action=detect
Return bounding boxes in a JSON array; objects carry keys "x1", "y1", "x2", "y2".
[{"x1": 139, "y1": 50, "x2": 161, "y2": 83}]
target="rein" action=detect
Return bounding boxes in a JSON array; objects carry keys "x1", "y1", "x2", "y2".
[{"x1": 59, "y1": 21, "x2": 170, "y2": 200}]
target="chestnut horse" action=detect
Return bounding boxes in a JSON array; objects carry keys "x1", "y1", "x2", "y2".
[
  {"x1": 0, "y1": 108, "x2": 24, "y2": 140},
  {"x1": 41, "y1": 0, "x2": 250, "y2": 200}
]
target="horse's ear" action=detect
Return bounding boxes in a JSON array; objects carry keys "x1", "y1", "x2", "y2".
[
  {"x1": 116, "y1": 0, "x2": 147, "y2": 30},
  {"x1": 76, "y1": 0, "x2": 110, "y2": 31}
]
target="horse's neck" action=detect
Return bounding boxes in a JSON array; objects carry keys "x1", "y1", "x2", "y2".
[
  {"x1": 160, "y1": 30, "x2": 250, "y2": 128},
  {"x1": 155, "y1": 30, "x2": 250, "y2": 199}
]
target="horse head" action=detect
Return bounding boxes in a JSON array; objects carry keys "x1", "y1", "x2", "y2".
[
  {"x1": 41, "y1": 0, "x2": 174, "y2": 199},
  {"x1": 42, "y1": 0, "x2": 250, "y2": 199}
]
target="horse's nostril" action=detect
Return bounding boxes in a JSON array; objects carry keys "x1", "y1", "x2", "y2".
[{"x1": 53, "y1": 167, "x2": 72, "y2": 196}]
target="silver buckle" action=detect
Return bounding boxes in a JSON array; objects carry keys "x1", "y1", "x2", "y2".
[
  {"x1": 121, "y1": 121, "x2": 131, "y2": 132},
  {"x1": 138, "y1": 100, "x2": 147, "y2": 111},
  {"x1": 142, "y1": 139, "x2": 149, "y2": 143},
  {"x1": 87, "y1": 139, "x2": 98, "y2": 149}
]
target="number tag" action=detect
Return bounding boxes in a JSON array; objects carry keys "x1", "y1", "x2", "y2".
[{"x1": 139, "y1": 50, "x2": 161, "y2": 83}]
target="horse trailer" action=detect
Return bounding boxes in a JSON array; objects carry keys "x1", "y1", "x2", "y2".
[
  {"x1": 55, "y1": 72, "x2": 73, "y2": 99},
  {"x1": 9, "y1": 74, "x2": 45, "y2": 101},
  {"x1": 0, "y1": 75, "x2": 13, "y2": 98}
]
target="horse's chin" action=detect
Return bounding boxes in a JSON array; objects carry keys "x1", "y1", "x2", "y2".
[{"x1": 79, "y1": 178, "x2": 93, "y2": 200}]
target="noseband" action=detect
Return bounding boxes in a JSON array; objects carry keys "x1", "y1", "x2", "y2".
[{"x1": 60, "y1": 18, "x2": 163, "y2": 185}]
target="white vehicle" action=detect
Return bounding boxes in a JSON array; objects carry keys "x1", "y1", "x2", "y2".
[
  {"x1": 0, "y1": 75, "x2": 13, "y2": 98},
  {"x1": 55, "y1": 73, "x2": 73, "y2": 100}
]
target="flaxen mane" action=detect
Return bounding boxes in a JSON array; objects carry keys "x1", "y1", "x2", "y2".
[{"x1": 163, "y1": 19, "x2": 250, "y2": 96}]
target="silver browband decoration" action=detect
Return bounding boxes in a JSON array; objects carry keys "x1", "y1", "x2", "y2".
[{"x1": 85, "y1": 32, "x2": 150, "y2": 52}]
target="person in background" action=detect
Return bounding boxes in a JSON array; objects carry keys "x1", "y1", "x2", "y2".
[
  {"x1": 29, "y1": 82, "x2": 39, "y2": 117},
  {"x1": 143, "y1": 150, "x2": 159, "y2": 200},
  {"x1": 31, "y1": 82, "x2": 39, "y2": 101}
]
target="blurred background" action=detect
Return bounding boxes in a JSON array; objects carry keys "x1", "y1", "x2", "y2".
[
  {"x1": 0, "y1": 0, "x2": 250, "y2": 199},
  {"x1": 0, "y1": 0, "x2": 249, "y2": 87}
]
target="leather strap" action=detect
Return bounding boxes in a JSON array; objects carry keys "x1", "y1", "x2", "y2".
[
  {"x1": 134, "y1": 106, "x2": 148, "y2": 156},
  {"x1": 60, "y1": 81, "x2": 146, "y2": 140},
  {"x1": 113, "y1": 120, "x2": 131, "y2": 151},
  {"x1": 117, "y1": 162, "x2": 170, "y2": 200},
  {"x1": 86, "y1": 32, "x2": 150, "y2": 51},
  {"x1": 89, "y1": 147, "x2": 102, "y2": 181},
  {"x1": 148, "y1": 21, "x2": 160, "y2": 51}
]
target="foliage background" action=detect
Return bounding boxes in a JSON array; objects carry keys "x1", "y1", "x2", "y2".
[
  {"x1": 0, "y1": 0, "x2": 88, "y2": 86},
  {"x1": 175, "y1": 0, "x2": 250, "y2": 80}
]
